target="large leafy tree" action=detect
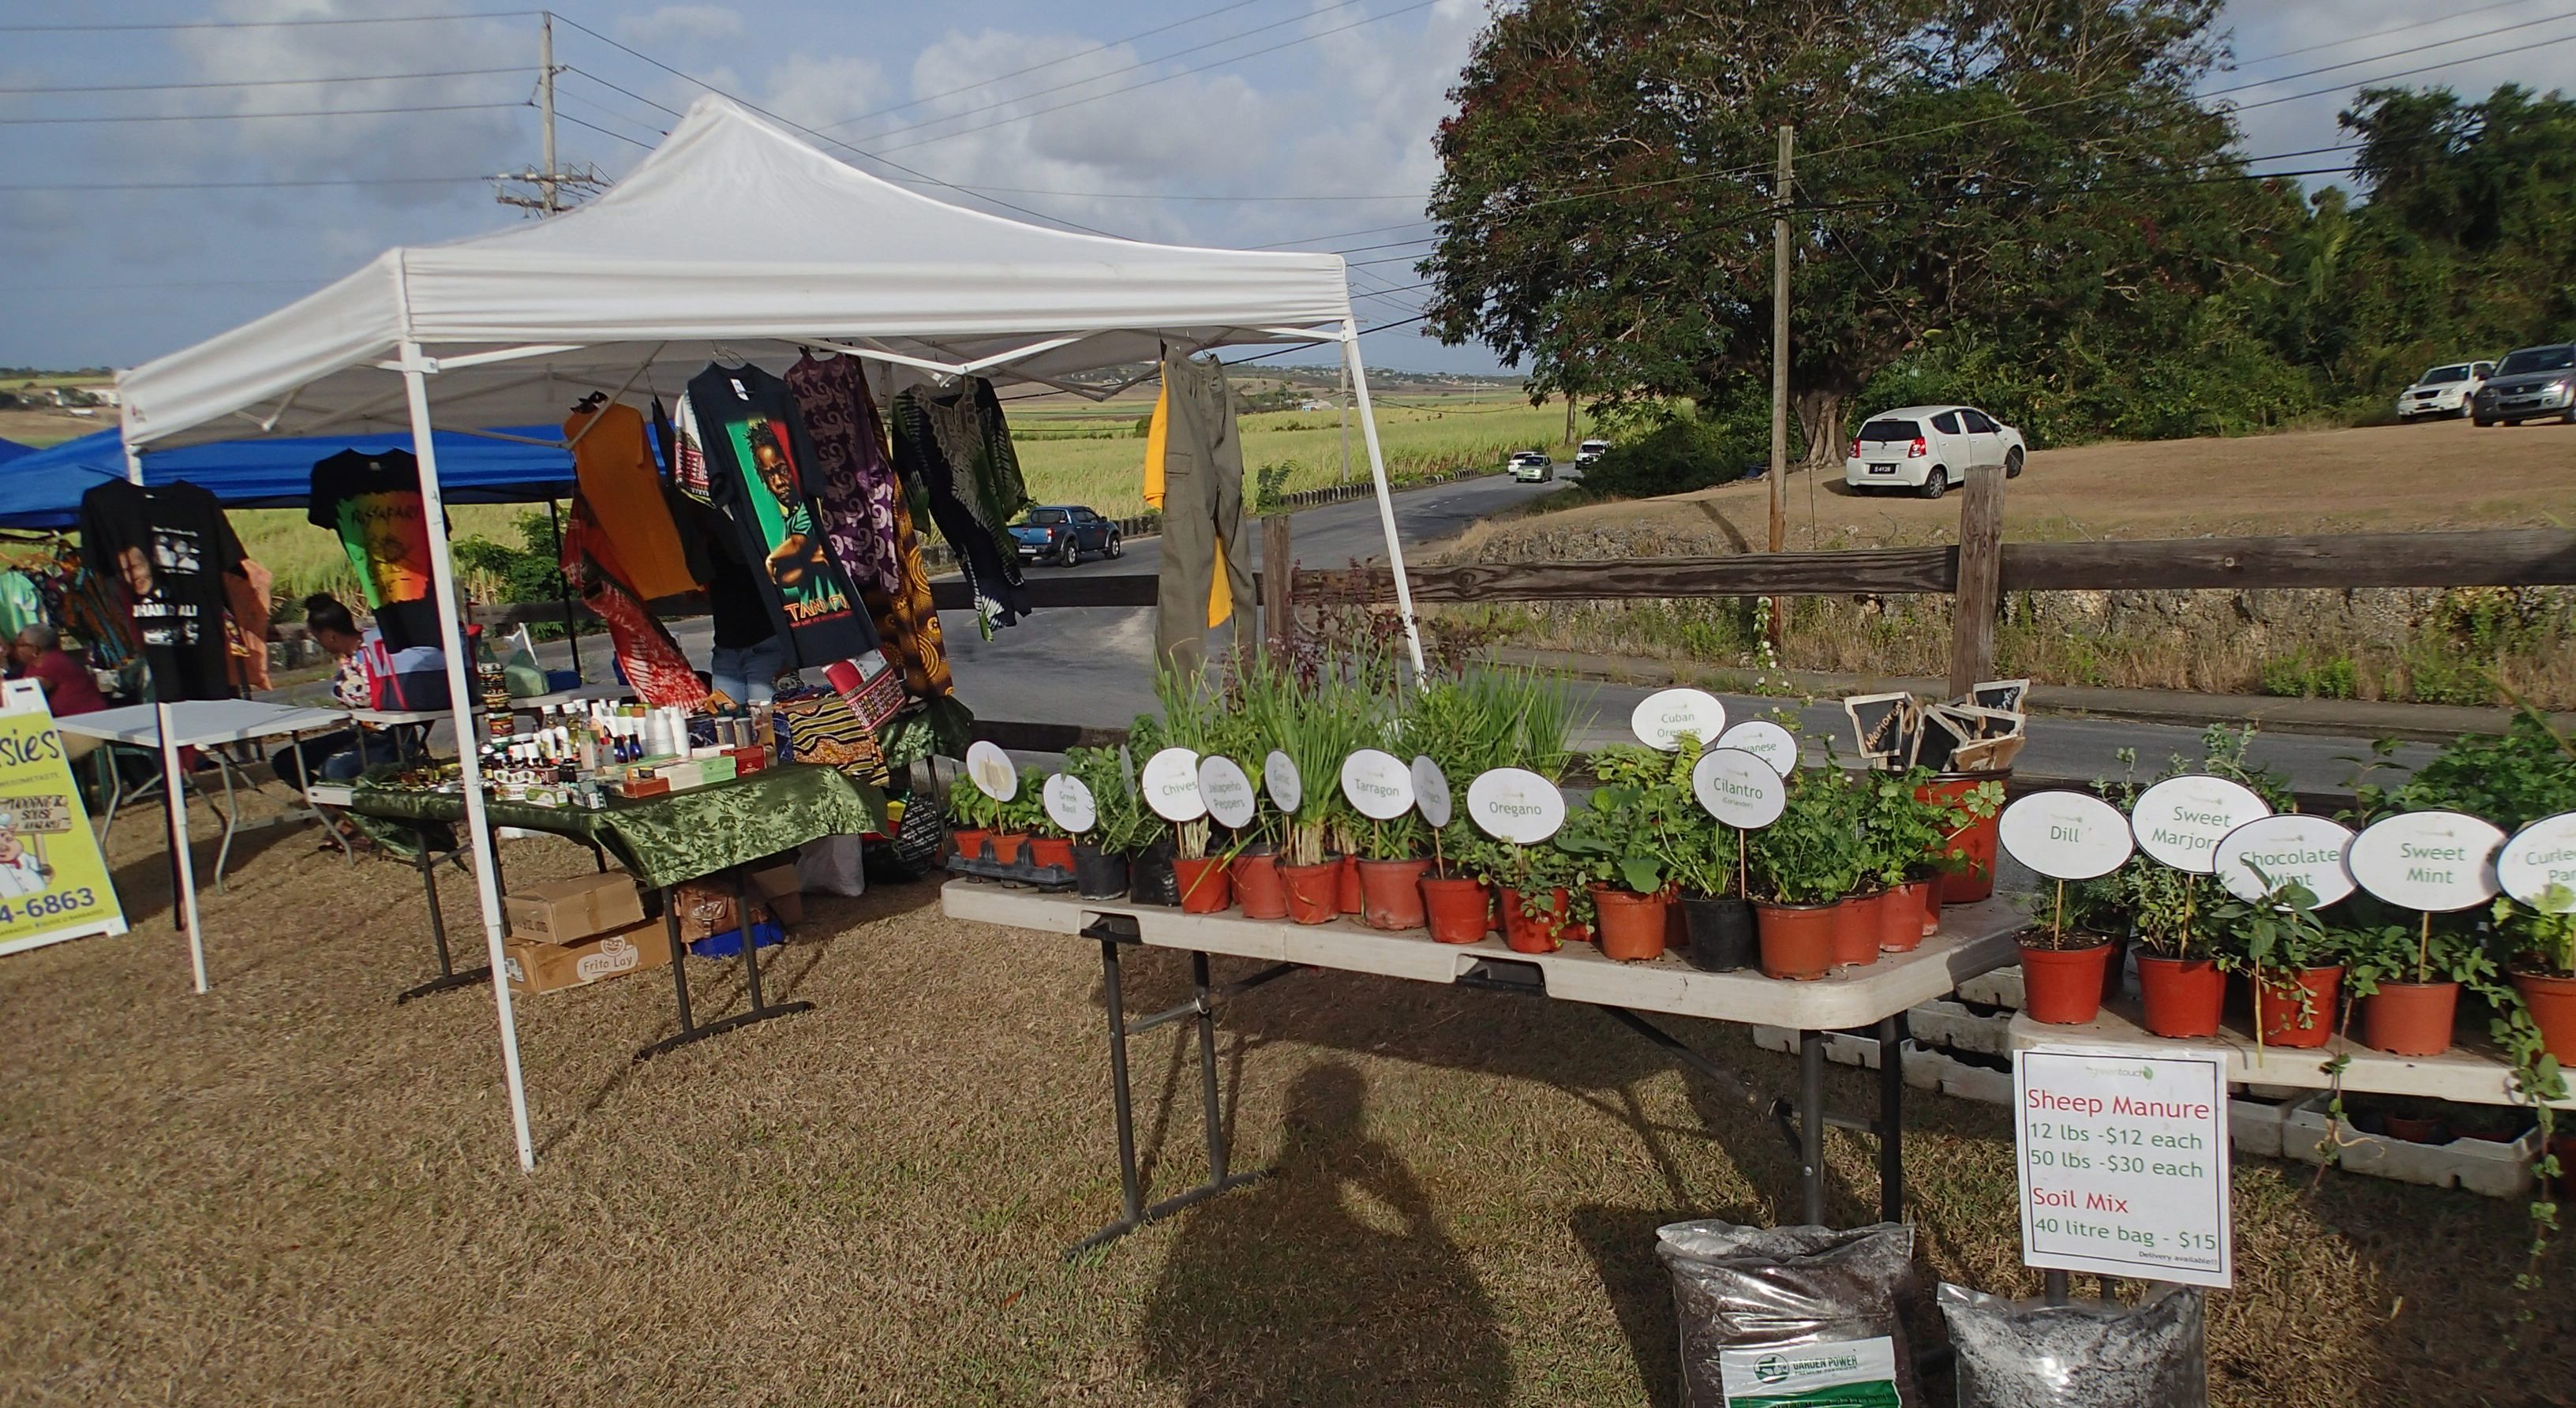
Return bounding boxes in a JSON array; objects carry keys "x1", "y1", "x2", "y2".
[{"x1": 1420, "y1": 0, "x2": 2297, "y2": 460}]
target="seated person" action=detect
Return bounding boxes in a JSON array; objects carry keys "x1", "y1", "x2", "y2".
[
  {"x1": 273, "y1": 594, "x2": 409, "y2": 792},
  {"x1": 9, "y1": 625, "x2": 109, "y2": 759}
]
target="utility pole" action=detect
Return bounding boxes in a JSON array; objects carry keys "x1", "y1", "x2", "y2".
[
  {"x1": 537, "y1": 11, "x2": 559, "y2": 215},
  {"x1": 1766, "y1": 123, "x2": 1793, "y2": 650}
]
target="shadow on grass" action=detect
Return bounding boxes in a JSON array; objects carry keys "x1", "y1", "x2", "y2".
[{"x1": 1139, "y1": 1062, "x2": 1511, "y2": 1406}]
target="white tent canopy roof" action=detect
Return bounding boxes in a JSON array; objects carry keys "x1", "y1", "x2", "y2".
[{"x1": 119, "y1": 95, "x2": 1357, "y2": 449}]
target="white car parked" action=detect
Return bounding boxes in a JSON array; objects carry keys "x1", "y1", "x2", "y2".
[
  {"x1": 2395, "y1": 361, "x2": 2492, "y2": 420},
  {"x1": 1575, "y1": 438, "x2": 1610, "y2": 465},
  {"x1": 1843, "y1": 404, "x2": 2027, "y2": 499}
]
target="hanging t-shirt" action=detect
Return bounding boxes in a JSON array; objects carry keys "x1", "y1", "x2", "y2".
[
  {"x1": 683, "y1": 362, "x2": 878, "y2": 668},
  {"x1": 307, "y1": 449, "x2": 441, "y2": 650},
  {"x1": 564, "y1": 403, "x2": 697, "y2": 600},
  {"x1": 77, "y1": 479, "x2": 245, "y2": 702}
]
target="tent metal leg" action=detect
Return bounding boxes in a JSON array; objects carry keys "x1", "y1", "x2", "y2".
[
  {"x1": 634, "y1": 868, "x2": 810, "y2": 1061},
  {"x1": 1064, "y1": 924, "x2": 1290, "y2": 1259},
  {"x1": 397, "y1": 831, "x2": 488, "y2": 1004}
]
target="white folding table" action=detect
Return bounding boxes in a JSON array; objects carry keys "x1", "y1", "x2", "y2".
[
  {"x1": 61, "y1": 700, "x2": 351, "y2": 886},
  {"x1": 944, "y1": 878, "x2": 2029, "y2": 1253},
  {"x1": 2008, "y1": 1003, "x2": 2576, "y2": 1110}
]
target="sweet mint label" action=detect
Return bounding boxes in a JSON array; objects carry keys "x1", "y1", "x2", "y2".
[{"x1": 2349, "y1": 810, "x2": 2503, "y2": 912}]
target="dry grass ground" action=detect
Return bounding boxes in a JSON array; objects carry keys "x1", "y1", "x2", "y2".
[{"x1": 3, "y1": 792, "x2": 2572, "y2": 1406}]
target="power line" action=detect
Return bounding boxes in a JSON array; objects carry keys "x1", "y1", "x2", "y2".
[
  {"x1": 0, "y1": 9, "x2": 532, "y2": 32},
  {"x1": 2211, "y1": 6, "x2": 2576, "y2": 96},
  {"x1": 0, "y1": 65, "x2": 526, "y2": 95},
  {"x1": 0, "y1": 101, "x2": 526, "y2": 125},
  {"x1": 0, "y1": 176, "x2": 489, "y2": 192},
  {"x1": 2226, "y1": 0, "x2": 2541, "y2": 68},
  {"x1": 551, "y1": 109, "x2": 656, "y2": 152},
  {"x1": 2230, "y1": 28, "x2": 2576, "y2": 111},
  {"x1": 820, "y1": 0, "x2": 1266, "y2": 130}
]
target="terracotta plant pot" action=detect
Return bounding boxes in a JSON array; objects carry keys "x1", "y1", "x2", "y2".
[
  {"x1": 1230, "y1": 849, "x2": 1289, "y2": 920},
  {"x1": 2136, "y1": 955, "x2": 2226, "y2": 1038},
  {"x1": 1172, "y1": 856, "x2": 1232, "y2": 914},
  {"x1": 1918, "y1": 875, "x2": 1942, "y2": 937},
  {"x1": 1421, "y1": 875, "x2": 1492, "y2": 944},
  {"x1": 2359, "y1": 979, "x2": 2458, "y2": 1057},
  {"x1": 949, "y1": 828, "x2": 990, "y2": 863},
  {"x1": 990, "y1": 832, "x2": 1028, "y2": 867},
  {"x1": 2252, "y1": 965, "x2": 2343, "y2": 1049},
  {"x1": 2018, "y1": 938, "x2": 2114, "y2": 1025},
  {"x1": 2101, "y1": 936, "x2": 2129, "y2": 1004},
  {"x1": 1681, "y1": 894, "x2": 1757, "y2": 972},
  {"x1": 1829, "y1": 892, "x2": 1881, "y2": 969},
  {"x1": 1336, "y1": 853, "x2": 1364, "y2": 915},
  {"x1": 1498, "y1": 886, "x2": 1577, "y2": 954},
  {"x1": 1281, "y1": 859, "x2": 1341, "y2": 924},
  {"x1": 1070, "y1": 843, "x2": 1129, "y2": 900},
  {"x1": 2381, "y1": 1114, "x2": 2450, "y2": 1144},
  {"x1": 1754, "y1": 901, "x2": 1837, "y2": 980},
  {"x1": 1881, "y1": 880, "x2": 1931, "y2": 952},
  {"x1": 1028, "y1": 836, "x2": 1076, "y2": 873},
  {"x1": 1591, "y1": 886, "x2": 1670, "y2": 962},
  {"x1": 2516, "y1": 971, "x2": 2576, "y2": 1065},
  {"x1": 1357, "y1": 858, "x2": 1430, "y2": 931},
  {"x1": 1917, "y1": 770, "x2": 2008, "y2": 904}
]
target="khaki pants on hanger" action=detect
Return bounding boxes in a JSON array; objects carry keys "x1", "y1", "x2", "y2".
[{"x1": 1154, "y1": 354, "x2": 1256, "y2": 677}]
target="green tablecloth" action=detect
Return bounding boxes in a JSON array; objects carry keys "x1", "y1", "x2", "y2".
[{"x1": 350, "y1": 763, "x2": 885, "y2": 890}]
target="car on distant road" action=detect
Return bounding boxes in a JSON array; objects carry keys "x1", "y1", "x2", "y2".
[
  {"x1": 1009, "y1": 505, "x2": 1121, "y2": 567},
  {"x1": 2472, "y1": 343, "x2": 2576, "y2": 426},
  {"x1": 1575, "y1": 438, "x2": 1610, "y2": 465},
  {"x1": 2394, "y1": 360, "x2": 2493, "y2": 420},
  {"x1": 1843, "y1": 404, "x2": 2026, "y2": 499},
  {"x1": 1509, "y1": 449, "x2": 1555, "y2": 482}
]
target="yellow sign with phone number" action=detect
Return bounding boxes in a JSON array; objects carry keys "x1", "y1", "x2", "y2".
[{"x1": 0, "y1": 684, "x2": 125, "y2": 957}]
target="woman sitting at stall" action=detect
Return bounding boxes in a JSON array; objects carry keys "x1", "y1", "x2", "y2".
[{"x1": 273, "y1": 594, "x2": 415, "y2": 792}]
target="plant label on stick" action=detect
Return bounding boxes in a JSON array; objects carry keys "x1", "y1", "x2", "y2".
[
  {"x1": 1340, "y1": 748, "x2": 1414, "y2": 821},
  {"x1": 1264, "y1": 750, "x2": 1302, "y2": 814},
  {"x1": 1411, "y1": 756, "x2": 1452, "y2": 829},
  {"x1": 965, "y1": 740, "x2": 1017, "y2": 802},
  {"x1": 2349, "y1": 811, "x2": 2503, "y2": 912},
  {"x1": 1197, "y1": 756, "x2": 1257, "y2": 829},
  {"x1": 2497, "y1": 811, "x2": 2576, "y2": 910},
  {"x1": 1692, "y1": 747, "x2": 1784, "y2": 829},
  {"x1": 1998, "y1": 792, "x2": 2133, "y2": 880},
  {"x1": 2214, "y1": 815, "x2": 2356, "y2": 905},
  {"x1": 1043, "y1": 773, "x2": 1096, "y2": 835},
  {"x1": 1140, "y1": 747, "x2": 1207, "y2": 822},
  {"x1": 1716, "y1": 720, "x2": 1799, "y2": 775},
  {"x1": 2129, "y1": 776, "x2": 2269, "y2": 874},
  {"x1": 1466, "y1": 767, "x2": 1565, "y2": 844},
  {"x1": 1631, "y1": 687, "x2": 1725, "y2": 751}
]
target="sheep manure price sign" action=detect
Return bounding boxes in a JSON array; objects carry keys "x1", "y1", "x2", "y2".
[{"x1": 2014, "y1": 1044, "x2": 2232, "y2": 1290}]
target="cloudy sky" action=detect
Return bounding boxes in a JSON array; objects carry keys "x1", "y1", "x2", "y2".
[{"x1": 2, "y1": 0, "x2": 2569, "y2": 375}]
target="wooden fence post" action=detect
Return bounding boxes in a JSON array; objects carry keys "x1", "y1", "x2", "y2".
[
  {"x1": 1947, "y1": 464, "x2": 2005, "y2": 698},
  {"x1": 1262, "y1": 512, "x2": 1294, "y2": 657}
]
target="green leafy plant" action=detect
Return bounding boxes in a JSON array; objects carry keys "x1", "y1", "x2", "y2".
[
  {"x1": 1063, "y1": 746, "x2": 1153, "y2": 855},
  {"x1": 1859, "y1": 766, "x2": 1952, "y2": 889},
  {"x1": 945, "y1": 773, "x2": 997, "y2": 831},
  {"x1": 1748, "y1": 767, "x2": 1864, "y2": 905},
  {"x1": 997, "y1": 769, "x2": 1048, "y2": 835}
]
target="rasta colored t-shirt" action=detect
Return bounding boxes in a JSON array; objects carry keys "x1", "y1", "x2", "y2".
[
  {"x1": 309, "y1": 449, "x2": 441, "y2": 650},
  {"x1": 683, "y1": 362, "x2": 878, "y2": 668},
  {"x1": 77, "y1": 478, "x2": 246, "y2": 702}
]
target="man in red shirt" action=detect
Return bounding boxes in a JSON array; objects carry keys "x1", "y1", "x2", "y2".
[{"x1": 10, "y1": 624, "x2": 110, "y2": 761}]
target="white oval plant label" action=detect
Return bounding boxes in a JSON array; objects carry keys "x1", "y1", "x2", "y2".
[
  {"x1": 2214, "y1": 814, "x2": 2356, "y2": 906},
  {"x1": 1341, "y1": 748, "x2": 1415, "y2": 821},
  {"x1": 1140, "y1": 747, "x2": 1206, "y2": 822},
  {"x1": 1197, "y1": 756, "x2": 1257, "y2": 830},
  {"x1": 1411, "y1": 756, "x2": 1453, "y2": 829},
  {"x1": 1998, "y1": 791, "x2": 2134, "y2": 881},
  {"x1": 1264, "y1": 749, "x2": 1303, "y2": 814},
  {"x1": 1691, "y1": 747, "x2": 1784, "y2": 829},
  {"x1": 1466, "y1": 767, "x2": 1565, "y2": 844},
  {"x1": 2349, "y1": 811, "x2": 2504, "y2": 912},
  {"x1": 1716, "y1": 720, "x2": 1799, "y2": 775},
  {"x1": 2498, "y1": 811, "x2": 2576, "y2": 911},
  {"x1": 965, "y1": 740, "x2": 1017, "y2": 802},
  {"x1": 1631, "y1": 687, "x2": 1727, "y2": 752},
  {"x1": 2130, "y1": 776, "x2": 2270, "y2": 874},
  {"x1": 1043, "y1": 773, "x2": 1096, "y2": 835}
]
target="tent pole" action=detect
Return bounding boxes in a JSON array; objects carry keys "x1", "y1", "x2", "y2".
[
  {"x1": 125, "y1": 442, "x2": 208, "y2": 991},
  {"x1": 548, "y1": 498, "x2": 582, "y2": 683},
  {"x1": 1339, "y1": 320, "x2": 1425, "y2": 679},
  {"x1": 399, "y1": 340, "x2": 537, "y2": 1172}
]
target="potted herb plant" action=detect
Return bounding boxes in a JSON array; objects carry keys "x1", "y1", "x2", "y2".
[
  {"x1": 1667, "y1": 810, "x2": 1751, "y2": 972},
  {"x1": 1141, "y1": 672, "x2": 1234, "y2": 914},
  {"x1": 1423, "y1": 822, "x2": 1496, "y2": 944},
  {"x1": 1915, "y1": 769, "x2": 2007, "y2": 904},
  {"x1": 988, "y1": 774, "x2": 1040, "y2": 867},
  {"x1": 2016, "y1": 874, "x2": 2120, "y2": 1025},
  {"x1": 1860, "y1": 768, "x2": 1950, "y2": 953},
  {"x1": 2500, "y1": 886, "x2": 2576, "y2": 1065},
  {"x1": 2213, "y1": 874, "x2": 2345, "y2": 1050},
  {"x1": 1559, "y1": 744, "x2": 1698, "y2": 962},
  {"x1": 1749, "y1": 768, "x2": 1864, "y2": 980},
  {"x1": 2342, "y1": 904, "x2": 2491, "y2": 1057},
  {"x1": 1354, "y1": 811, "x2": 1432, "y2": 931},
  {"x1": 1241, "y1": 662, "x2": 1359, "y2": 925},
  {"x1": 945, "y1": 773, "x2": 995, "y2": 863},
  {"x1": 1021, "y1": 766, "x2": 1077, "y2": 874},
  {"x1": 1492, "y1": 839, "x2": 1590, "y2": 954},
  {"x1": 1062, "y1": 746, "x2": 1145, "y2": 899}
]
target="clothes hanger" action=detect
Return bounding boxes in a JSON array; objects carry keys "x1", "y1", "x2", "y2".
[{"x1": 571, "y1": 390, "x2": 608, "y2": 413}]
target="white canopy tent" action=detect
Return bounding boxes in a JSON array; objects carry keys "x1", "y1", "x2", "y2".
[{"x1": 118, "y1": 95, "x2": 1426, "y2": 1170}]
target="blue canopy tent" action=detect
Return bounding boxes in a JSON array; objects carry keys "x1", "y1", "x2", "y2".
[
  {"x1": 0, "y1": 437, "x2": 36, "y2": 469},
  {"x1": 0, "y1": 425, "x2": 578, "y2": 527}
]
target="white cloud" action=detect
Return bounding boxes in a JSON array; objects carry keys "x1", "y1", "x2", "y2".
[
  {"x1": 758, "y1": 52, "x2": 891, "y2": 134},
  {"x1": 616, "y1": 5, "x2": 743, "y2": 46}
]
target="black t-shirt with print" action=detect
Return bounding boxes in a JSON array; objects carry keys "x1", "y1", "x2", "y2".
[
  {"x1": 308, "y1": 449, "x2": 443, "y2": 650},
  {"x1": 78, "y1": 478, "x2": 247, "y2": 702},
  {"x1": 683, "y1": 361, "x2": 877, "y2": 667}
]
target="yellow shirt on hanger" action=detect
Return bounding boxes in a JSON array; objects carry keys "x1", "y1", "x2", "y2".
[{"x1": 1140, "y1": 381, "x2": 1230, "y2": 627}]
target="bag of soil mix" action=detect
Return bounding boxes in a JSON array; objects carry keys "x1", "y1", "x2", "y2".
[
  {"x1": 1656, "y1": 1219, "x2": 1925, "y2": 1407},
  {"x1": 1937, "y1": 1283, "x2": 2205, "y2": 1408}
]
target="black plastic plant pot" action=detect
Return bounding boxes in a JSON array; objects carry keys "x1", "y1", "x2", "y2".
[
  {"x1": 1681, "y1": 894, "x2": 1757, "y2": 972},
  {"x1": 1072, "y1": 843, "x2": 1130, "y2": 901},
  {"x1": 1128, "y1": 835, "x2": 1181, "y2": 908}
]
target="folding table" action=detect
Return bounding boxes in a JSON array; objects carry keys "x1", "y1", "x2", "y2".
[
  {"x1": 59, "y1": 699, "x2": 350, "y2": 890},
  {"x1": 942, "y1": 879, "x2": 2030, "y2": 1255}
]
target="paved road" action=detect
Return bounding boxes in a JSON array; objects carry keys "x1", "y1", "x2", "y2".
[{"x1": 528, "y1": 462, "x2": 2433, "y2": 794}]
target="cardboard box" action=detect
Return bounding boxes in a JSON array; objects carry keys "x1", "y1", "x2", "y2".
[
  {"x1": 503, "y1": 872, "x2": 646, "y2": 943},
  {"x1": 747, "y1": 862, "x2": 803, "y2": 927},
  {"x1": 504, "y1": 918, "x2": 671, "y2": 995}
]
